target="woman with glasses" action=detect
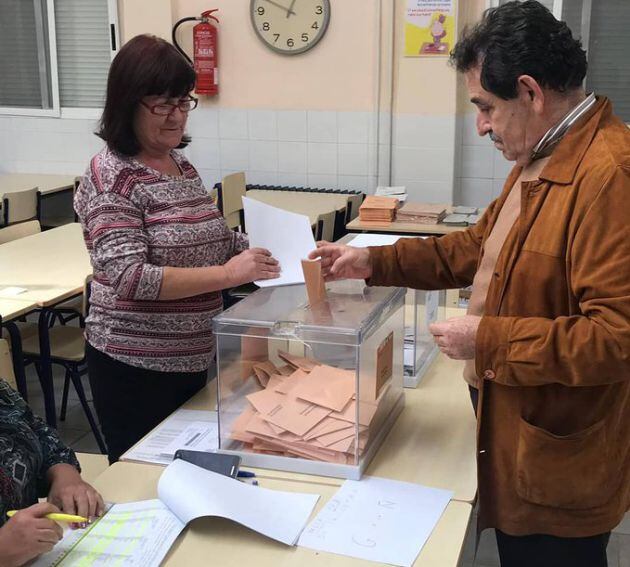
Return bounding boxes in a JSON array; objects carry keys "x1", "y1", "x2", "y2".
[{"x1": 74, "y1": 34, "x2": 280, "y2": 464}]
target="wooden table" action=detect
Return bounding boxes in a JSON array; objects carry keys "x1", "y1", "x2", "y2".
[
  {"x1": 0, "y1": 223, "x2": 91, "y2": 424},
  {"x1": 0, "y1": 173, "x2": 75, "y2": 196},
  {"x1": 139, "y1": 351, "x2": 478, "y2": 504},
  {"x1": 91, "y1": 461, "x2": 472, "y2": 567},
  {"x1": 346, "y1": 216, "x2": 468, "y2": 236},
  {"x1": 0, "y1": 223, "x2": 90, "y2": 306}
]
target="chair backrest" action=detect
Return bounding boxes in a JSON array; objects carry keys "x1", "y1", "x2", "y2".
[
  {"x1": 346, "y1": 193, "x2": 364, "y2": 222},
  {"x1": 221, "y1": 172, "x2": 246, "y2": 230},
  {"x1": 0, "y1": 219, "x2": 41, "y2": 244},
  {"x1": 73, "y1": 176, "x2": 81, "y2": 222},
  {"x1": 317, "y1": 210, "x2": 335, "y2": 242},
  {"x1": 2, "y1": 187, "x2": 40, "y2": 226},
  {"x1": 0, "y1": 339, "x2": 17, "y2": 390}
]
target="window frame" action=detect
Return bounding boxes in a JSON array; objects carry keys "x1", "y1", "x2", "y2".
[{"x1": 0, "y1": 0, "x2": 119, "y2": 119}]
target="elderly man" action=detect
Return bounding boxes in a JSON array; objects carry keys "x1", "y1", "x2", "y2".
[{"x1": 311, "y1": 2, "x2": 629, "y2": 566}]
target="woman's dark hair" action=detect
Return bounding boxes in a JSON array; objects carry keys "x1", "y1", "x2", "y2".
[
  {"x1": 97, "y1": 34, "x2": 196, "y2": 155},
  {"x1": 450, "y1": 0, "x2": 587, "y2": 100}
]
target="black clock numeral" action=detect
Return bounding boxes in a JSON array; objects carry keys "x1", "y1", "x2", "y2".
[
  {"x1": 273, "y1": 33, "x2": 280, "y2": 43},
  {"x1": 301, "y1": 33, "x2": 309, "y2": 42},
  {"x1": 311, "y1": 21, "x2": 319, "y2": 30},
  {"x1": 262, "y1": 22, "x2": 270, "y2": 31},
  {"x1": 257, "y1": 6, "x2": 264, "y2": 15},
  {"x1": 315, "y1": 5, "x2": 323, "y2": 14},
  {"x1": 287, "y1": 38, "x2": 294, "y2": 47}
]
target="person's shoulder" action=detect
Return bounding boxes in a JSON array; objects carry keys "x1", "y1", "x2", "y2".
[
  {"x1": 593, "y1": 109, "x2": 630, "y2": 172},
  {"x1": 171, "y1": 149, "x2": 201, "y2": 180}
]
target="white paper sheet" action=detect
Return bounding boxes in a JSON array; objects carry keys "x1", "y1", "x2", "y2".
[
  {"x1": 348, "y1": 234, "x2": 416, "y2": 248},
  {"x1": 121, "y1": 409, "x2": 217, "y2": 465},
  {"x1": 298, "y1": 476, "x2": 453, "y2": 567},
  {"x1": 31, "y1": 500, "x2": 183, "y2": 567},
  {"x1": 242, "y1": 197, "x2": 316, "y2": 287},
  {"x1": 158, "y1": 458, "x2": 320, "y2": 545},
  {"x1": 162, "y1": 420, "x2": 219, "y2": 457}
]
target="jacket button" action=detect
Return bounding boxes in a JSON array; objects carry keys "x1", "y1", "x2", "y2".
[{"x1": 484, "y1": 369, "x2": 496, "y2": 380}]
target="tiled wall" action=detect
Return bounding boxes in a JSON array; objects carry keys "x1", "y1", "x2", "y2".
[
  {"x1": 0, "y1": 109, "x2": 514, "y2": 208},
  {"x1": 0, "y1": 115, "x2": 102, "y2": 176},
  {"x1": 454, "y1": 112, "x2": 514, "y2": 207}
]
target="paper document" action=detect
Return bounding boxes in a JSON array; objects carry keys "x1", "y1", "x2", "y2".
[
  {"x1": 158, "y1": 458, "x2": 320, "y2": 545},
  {"x1": 31, "y1": 501, "x2": 183, "y2": 567},
  {"x1": 298, "y1": 476, "x2": 453, "y2": 567},
  {"x1": 243, "y1": 197, "x2": 316, "y2": 287},
  {"x1": 348, "y1": 234, "x2": 416, "y2": 248},
  {"x1": 121, "y1": 409, "x2": 217, "y2": 465}
]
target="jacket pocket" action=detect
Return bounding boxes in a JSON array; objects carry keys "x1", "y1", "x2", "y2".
[{"x1": 516, "y1": 417, "x2": 616, "y2": 510}]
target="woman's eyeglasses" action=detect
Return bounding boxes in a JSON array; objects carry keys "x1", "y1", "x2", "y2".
[{"x1": 140, "y1": 96, "x2": 198, "y2": 116}]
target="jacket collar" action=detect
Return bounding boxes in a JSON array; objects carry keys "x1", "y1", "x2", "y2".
[{"x1": 538, "y1": 96, "x2": 610, "y2": 185}]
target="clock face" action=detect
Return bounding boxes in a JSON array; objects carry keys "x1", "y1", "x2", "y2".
[{"x1": 250, "y1": 0, "x2": 331, "y2": 55}]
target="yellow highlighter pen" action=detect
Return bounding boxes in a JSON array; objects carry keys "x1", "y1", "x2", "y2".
[{"x1": 6, "y1": 510, "x2": 88, "y2": 523}]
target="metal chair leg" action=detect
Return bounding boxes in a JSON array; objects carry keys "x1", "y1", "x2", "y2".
[
  {"x1": 59, "y1": 370, "x2": 71, "y2": 421},
  {"x1": 68, "y1": 367, "x2": 107, "y2": 454}
]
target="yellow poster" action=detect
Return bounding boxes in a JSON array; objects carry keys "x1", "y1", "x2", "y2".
[{"x1": 405, "y1": 0, "x2": 456, "y2": 57}]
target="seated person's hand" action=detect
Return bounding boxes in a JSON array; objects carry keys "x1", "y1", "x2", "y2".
[
  {"x1": 309, "y1": 241, "x2": 373, "y2": 281},
  {"x1": 0, "y1": 502, "x2": 63, "y2": 567},
  {"x1": 47, "y1": 464, "x2": 105, "y2": 526},
  {"x1": 224, "y1": 248, "x2": 281, "y2": 286}
]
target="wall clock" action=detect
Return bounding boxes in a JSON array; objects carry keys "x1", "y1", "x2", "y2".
[{"x1": 250, "y1": 0, "x2": 331, "y2": 55}]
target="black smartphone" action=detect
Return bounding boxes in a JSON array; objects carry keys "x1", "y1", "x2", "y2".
[{"x1": 174, "y1": 450, "x2": 241, "y2": 479}]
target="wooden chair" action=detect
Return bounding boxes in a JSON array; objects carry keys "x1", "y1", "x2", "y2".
[
  {"x1": 221, "y1": 172, "x2": 246, "y2": 231},
  {"x1": 0, "y1": 338, "x2": 17, "y2": 391},
  {"x1": 21, "y1": 277, "x2": 106, "y2": 453},
  {"x1": 0, "y1": 220, "x2": 41, "y2": 244},
  {"x1": 2, "y1": 187, "x2": 41, "y2": 226}
]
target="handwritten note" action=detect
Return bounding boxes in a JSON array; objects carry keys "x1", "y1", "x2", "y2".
[{"x1": 298, "y1": 476, "x2": 452, "y2": 566}]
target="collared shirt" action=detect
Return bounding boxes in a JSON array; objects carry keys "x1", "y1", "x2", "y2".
[{"x1": 0, "y1": 380, "x2": 79, "y2": 526}]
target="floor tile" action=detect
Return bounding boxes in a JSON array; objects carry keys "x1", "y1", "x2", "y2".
[
  {"x1": 71, "y1": 431, "x2": 104, "y2": 455},
  {"x1": 614, "y1": 513, "x2": 630, "y2": 535},
  {"x1": 618, "y1": 533, "x2": 630, "y2": 567},
  {"x1": 474, "y1": 529, "x2": 500, "y2": 566}
]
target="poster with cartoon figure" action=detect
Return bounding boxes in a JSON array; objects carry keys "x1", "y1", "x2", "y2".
[{"x1": 405, "y1": 0, "x2": 456, "y2": 57}]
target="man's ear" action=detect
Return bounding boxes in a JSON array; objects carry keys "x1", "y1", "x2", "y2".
[{"x1": 516, "y1": 75, "x2": 545, "y2": 114}]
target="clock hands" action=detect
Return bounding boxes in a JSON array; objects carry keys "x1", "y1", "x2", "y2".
[
  {"x1": 262, "y1": 0, "x2": 296, "y2": 17},
  {"x1": 286, "y1": 0, "x2": 297, "y2": 18}
]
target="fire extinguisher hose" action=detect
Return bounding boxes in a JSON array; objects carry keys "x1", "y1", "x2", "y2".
[{"x1": 172, "y1": 17, "x2": 200, "y2": 65}]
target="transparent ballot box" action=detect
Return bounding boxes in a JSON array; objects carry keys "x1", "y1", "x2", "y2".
[
  {"x1": 212, "y1": 281, "x2": 406, "y2": 479},
  {"x1": 403, "y1": 289, "x2": 444, "y2": 388}
]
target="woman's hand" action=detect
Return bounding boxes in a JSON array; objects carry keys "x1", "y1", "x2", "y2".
[
  {"x1": 308, "y1": 242, "x2": 373, "y2": 281},
  {"x1": 224, "y1": 248, "x2": 281, "y2": 286},
  {"x1": 47, "y1": 464, "x2": 105, "y2": 525},
  {"x1": 0, "y1": 502, "x2": 63, "y2": 567}
]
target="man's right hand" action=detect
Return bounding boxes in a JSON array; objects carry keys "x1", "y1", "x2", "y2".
[
  {"x1": 0, "y1": 503, "x2": 64, "y2": 567},
  {"x1": 309, "y1": 242, "x2": 373, "y2": 281}
]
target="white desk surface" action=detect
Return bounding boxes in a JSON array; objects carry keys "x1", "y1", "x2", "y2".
[
  {"x1": 0, "y1": 298, "x2": 37, "y2": 322},
  {"x1": 91, "y1": 461, "x2": 472, "y2": 567},
  {"x1": 0, "y1": 173, "x2": 76, "y2": 196},
  {"x1": 0, "y1": 223, "x2": 90, "y2": 306},
  {"x1": 76, "y1": 452, "x2": 109, "y2": 485}
]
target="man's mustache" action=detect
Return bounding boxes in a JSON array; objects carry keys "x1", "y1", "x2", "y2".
[{"x1": 489, "y1": 131, "x2": 502, "y2": 144}]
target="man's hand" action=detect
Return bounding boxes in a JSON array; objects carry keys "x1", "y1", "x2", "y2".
[
  {"x1": 0, "y1": 502, "x2": 63, "y2": 567},
  {"x1": 47, "y1": 464, "x2": 105, "y2": 526},
  {"x1": 429, "y1": 315, "x2": 481, "y2": 360},
  {"x1": 308, "y1": 242, "x2": 373, "y2": 281}
]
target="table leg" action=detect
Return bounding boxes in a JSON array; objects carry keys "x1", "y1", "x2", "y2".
[
  {"x1": 37, "y1": 309, "x2": 56, "y2": 427},
  {"x1": 4, "y1": 321, "x2": 28, "y2": 401}
]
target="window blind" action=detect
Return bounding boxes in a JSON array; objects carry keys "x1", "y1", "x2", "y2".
[
  {"x1": 586, "y1": 0, "x2": 630, "y2": 121},
  {"x1": 0, "y1": 0, "x2": 47, "y2": 108},
  {"x1": 54, "y1": 0, "x2": 111, "y2": 108}
]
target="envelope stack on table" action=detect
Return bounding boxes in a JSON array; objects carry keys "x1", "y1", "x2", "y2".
[
  {"x1": 229, "y1": 351, "x2": 380, "y2": 464},
  {"x1": 396, "y1": 203, "x2": 446, "y2": 225},
  {"x1": 358, "y1": 195, "x2": 399, "y2": 223}
]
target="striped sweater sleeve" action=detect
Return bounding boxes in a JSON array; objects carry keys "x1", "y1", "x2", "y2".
[{"x1": 83, "y1": 191, "x2": 164, "y2": 301}]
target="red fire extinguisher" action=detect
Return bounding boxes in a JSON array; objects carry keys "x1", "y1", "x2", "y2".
[{"x1": 172, "y1": 9, "x2": 219, "y2": 96}]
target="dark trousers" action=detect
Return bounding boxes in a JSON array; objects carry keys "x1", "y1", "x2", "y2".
[
  {"x1": 86, "y1": 343, "x2": 207, "y2": 464},
  {"x1": 495, "y1": 529, "x2": 611, "y2": 567},
  {"x1": 469, "y1": 385, "x2": 479, "y2": 416}
]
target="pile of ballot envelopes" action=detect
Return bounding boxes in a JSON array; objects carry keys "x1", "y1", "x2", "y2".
[
  {"x1": 229, "y1": 351, "x2": 386, "y2": 464},
  {"x1": 358, "y1": 195, "x2": 399, "y2": 223},
  {"x1": 396, "y1": 203, "x2": 446, "y2": 225}
]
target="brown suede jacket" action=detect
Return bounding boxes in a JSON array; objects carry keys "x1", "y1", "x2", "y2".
[{"x1": 369, "y1": 97, "x2": 630, "y2": 537}]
